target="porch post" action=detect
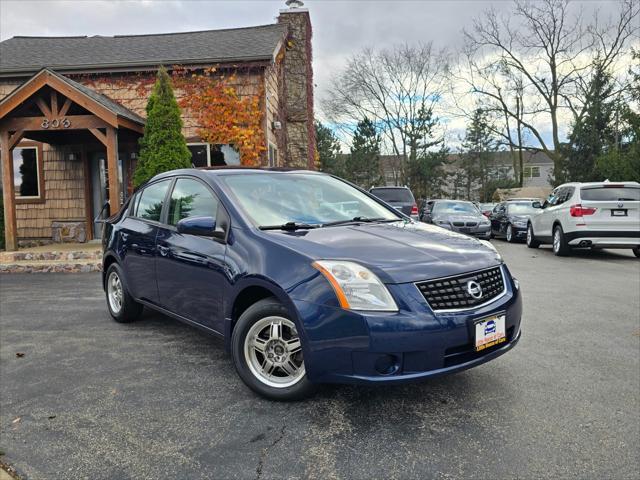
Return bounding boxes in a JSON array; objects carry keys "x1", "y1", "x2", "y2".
[
  {"x1": 106, "y1": 126, "x2": 121, "y2": 216},
  {"x1": 1, "y1": 129, "x2": 18, "y2": 251}
]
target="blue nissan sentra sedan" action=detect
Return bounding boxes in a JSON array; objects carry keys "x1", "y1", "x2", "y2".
[{"x1": 102, "y1": 168, "x2": 522, "y2": 400}]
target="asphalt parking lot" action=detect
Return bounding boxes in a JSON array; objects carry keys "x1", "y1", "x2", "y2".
[{"x1": 1, "y1": 242, "x2": 639, "y2": 480}]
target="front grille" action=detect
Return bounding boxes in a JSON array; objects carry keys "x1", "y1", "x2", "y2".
[
  {"x1": 415, "y1": 266, "x2": 505, "y2": 311},
  {"x1": 465, "y1": 221, "x2": 478, "y2": 227},
  {"x1": 452, "y1": 221, "x2": 464, "y2": 227}
]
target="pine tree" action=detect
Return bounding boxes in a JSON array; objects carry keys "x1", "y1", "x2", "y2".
[
  {"x1": 460, "y1": 108, "x2": 497, "y2": 201},
  {"x1": 346, "y1": 118, "x2": 382, "y2": 187},
  {"x1": 133, "y1": 66, "x2": 191, "y2": 187},
  {"x1": 562, "y1": 65, "x2": 616, "y2": 182},
  {"x1": 315, "y1": 121, "x2": 345, "y2": 177}
]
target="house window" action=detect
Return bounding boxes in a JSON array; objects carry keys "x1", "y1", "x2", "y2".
[
  {"x1": 523, "y1": 166, "x2": 541, "y2": 178},
  {"x1": 187, "y1": 143, "x2": 240, "y2": 167},
  {"x1": 268, "y1": 143, "x2": 278, "y2": 167},
  {"x1": 13, "y1": 143, "x2": 44, "y2": 202}
]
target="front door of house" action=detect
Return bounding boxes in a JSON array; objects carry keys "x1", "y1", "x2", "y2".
[{"x1": 89, "y1": 153, "x2": 109, "y2": 239}]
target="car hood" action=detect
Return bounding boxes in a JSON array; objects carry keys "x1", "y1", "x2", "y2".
[
  {"x1": 434, "y1": 214, "x2": 485, "y2": 223},
  {"x1": 261, "y1": 221, "x2": 502, "y2": 284}
]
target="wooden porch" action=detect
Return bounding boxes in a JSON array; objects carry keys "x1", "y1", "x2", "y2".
[{"x1": 0, "y1": 68, "x2": 145, "y2": 251}]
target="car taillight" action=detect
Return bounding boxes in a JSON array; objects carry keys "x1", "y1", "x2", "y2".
[
  {"x1": 411, "y1": 203, "x2": 419, "y2": 215},
  {"x1": 570, "y1": 204, "x2": 596, "y2": 217}
]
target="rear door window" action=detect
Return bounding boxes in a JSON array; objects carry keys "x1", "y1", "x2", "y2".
[
  {"x1": 370, "y1": 188, "x2": 414, "y2": 203},
  {"x1": 580, "y1": 186, "x2": 640, "y2": 201},
  {"x1": 134, "y1": 180, "x2": 172, "y2": 222}
]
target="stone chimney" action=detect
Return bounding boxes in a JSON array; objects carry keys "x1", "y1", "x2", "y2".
[{"x1": 278, "y1": 3, "x2": 315, "y2": 169}]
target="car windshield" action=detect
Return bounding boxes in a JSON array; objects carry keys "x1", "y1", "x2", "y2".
[
  {"x1": 220, "y1": 173, "x2": 401, "y2": 227},
  {"x1": 432, "y1": 201, "x2": 479, "y2": 215},
  {"x1": 507, "y1": 202, "x2": 538, "y2": 215},
  {"x1": 370, "y1": 188, "x2": 414, "y2": 203}
]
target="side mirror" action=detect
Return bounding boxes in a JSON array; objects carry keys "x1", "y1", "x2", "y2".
[
  {"x1": 532, "y1": 201, "x2": 542, "y2": 209},
  {"x1": 177, "y1": 216, "x2": 225, "y2": 239}
]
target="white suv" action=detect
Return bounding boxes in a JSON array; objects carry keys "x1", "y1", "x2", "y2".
[{"x1": 526, "y1": 181, "x2": 640, "y2": 257}]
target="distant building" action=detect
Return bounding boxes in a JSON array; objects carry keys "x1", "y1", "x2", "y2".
[{"x1": 376, "y1": 150, "x2": 554, "y2": 197}]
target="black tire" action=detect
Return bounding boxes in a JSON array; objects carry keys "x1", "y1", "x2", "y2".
[
  {"x1": 231, "y1": 298, "x2": 316, "y2": 401},
  {"x1": 105, "y1": 263, "x2": 143, "y2": 323},
  {"x1": 506, "y1": 224, "x2": 515, "y2": 243},
  {"x1": 526, "y1": 223, "x2": 540, "y2": 249},
  {"x1": 633, "y1": 247, "x2": 640, "y2": 258},
  {"x1": 552, "y1": 224, "x2": 571, "y2": 256}
]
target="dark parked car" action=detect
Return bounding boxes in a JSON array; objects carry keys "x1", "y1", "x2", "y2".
[
  {"x1": 102, "y1": 169, "x2": 521, "y2": 400},
  {"x1": 490, "y1": 200, "x2": 541, "y2": 242},
  {"x1": 422, "y1": 200, "x2": 491, "y2": 239},
  {"x1": 369, "y1": 186, "x2": 419, "y2": 220}
]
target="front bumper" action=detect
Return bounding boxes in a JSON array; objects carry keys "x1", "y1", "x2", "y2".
[{"x1": 293, "y1": 265, "x2": 522, "y2": 384}]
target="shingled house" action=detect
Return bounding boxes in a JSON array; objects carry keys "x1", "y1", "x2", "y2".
[{"x1": 0, "y1": 5, "x2": 314, "y2": 250}]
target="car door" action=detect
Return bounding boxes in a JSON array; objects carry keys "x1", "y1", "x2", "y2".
[
  {"x1": 490, "y1": 203, "x2": 506, "y2": 235},
  {"x1": 120, "y1": 179, "x2": 173, "y2": 304},
  {"x1": 155, "y1": 177, "x2": 229, "y2": 332},
  {"x1": 536, "y1": 187, "x2": 570, "y2": 238}
]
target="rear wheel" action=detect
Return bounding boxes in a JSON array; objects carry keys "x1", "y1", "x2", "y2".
[
  {"x1": 105, "y1": 263, "x2": 143, "y2": 323},
  {"x1": 526, "y1": 223, "x2": 540, "y2": 249},
  {"x1": 232, "y1": 298, "x2": 316, "y2": 401},
  {"x1": 633, "y1": 247, "x2": 640, "y2": 258},
  {"x1": 552, "y1": 225, "x2": 570, "y2": 256}
]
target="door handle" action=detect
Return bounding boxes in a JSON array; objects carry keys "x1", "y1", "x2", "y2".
[{"x1": 158, "y1": 245, "x2": 170, "y2": 257}]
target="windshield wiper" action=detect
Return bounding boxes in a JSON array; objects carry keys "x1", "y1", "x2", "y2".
[
  {"x1": 322, "y1": 217, "x2": 400, "y2": 227},
  {"x1": 259, "y1": 222, "x2": 319, "y2": 231}
]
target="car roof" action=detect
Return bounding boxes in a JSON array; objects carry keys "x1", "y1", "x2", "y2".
[
  {"x1": 557, "y1": 181, "x2": 640, "y2": 188},
  {"x1": 370, "y1": 186, "x2": 411, "y2": 190}
]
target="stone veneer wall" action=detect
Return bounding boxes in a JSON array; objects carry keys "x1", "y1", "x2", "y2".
[{"x1": 278, "y1": 9, "x2": 316, "y2": 169}]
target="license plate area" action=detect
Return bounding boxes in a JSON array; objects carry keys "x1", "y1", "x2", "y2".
[
  {"x1": 474, "y1": 313, "x2": 507, "y2": 352},
  {"x1": 611, "y1": 209, "x2": 627, "y2": 216}
]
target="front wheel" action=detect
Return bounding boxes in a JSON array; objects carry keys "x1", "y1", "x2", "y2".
[
  {"x1": 552, "y1": 225, "x2": 571, "y2": 256},
  {"x1": 506, "y1": 224, "x2": 515, "y2": 243},
  {"x1": 232, "y1": 298, "x2": 316, "y2": 401},
  {"x1": 526, "y1": 223, "x2": 540, "y2": 249}
]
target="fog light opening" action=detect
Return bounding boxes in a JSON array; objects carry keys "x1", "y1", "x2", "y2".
[{"x1": 374, "y1": 354, "x2": 400, "y2": 375}]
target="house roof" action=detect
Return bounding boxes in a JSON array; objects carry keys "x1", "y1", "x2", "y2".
[
  {"x1": 0, "y1": 68, "x2": 145, "y2": 130},
  {"x1": 0, "y1": 24, "x2": 287, "y2": 77}
]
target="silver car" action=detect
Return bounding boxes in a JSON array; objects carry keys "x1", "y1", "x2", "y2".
[{"x1": 423, "y1": 200, "x2": 491, "y2": 239}]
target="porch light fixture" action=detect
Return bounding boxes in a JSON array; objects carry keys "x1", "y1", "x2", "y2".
[
  {"x1": 66, "y1": 152, "x2": 77, "y2": 161},
  {"x1": 130, "y1": 152, "x2": 137, "y2": 160}
]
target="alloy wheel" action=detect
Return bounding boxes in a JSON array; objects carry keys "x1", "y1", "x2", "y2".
[
  {"x1": 527, "y1": 226, "x2": 532, "y2": 245},
  {"x1": 107, "y1": 271, "x2": 123, "y2": 314},
  {"x1": 553, "y1": 229, "x2": 561, "y2": 253},
  {"x1": 507, "y1": 225, "x2": 513, "y2": 242},
  {"x1": 244, "y1": 316, "x2": 305, "y2": 388}
]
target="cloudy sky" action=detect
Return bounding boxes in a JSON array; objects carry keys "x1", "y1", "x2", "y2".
[{"x1": 0, "y1": 0, "x2": 631, "y2": 150}]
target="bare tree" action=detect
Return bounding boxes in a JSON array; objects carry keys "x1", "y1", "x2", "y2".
[
  {"x1": 323, "y1": 43, "x2": 447, "y2": 180},
  {"x1": 461, "y1": 0, "x2": 638, "y2": 183}
]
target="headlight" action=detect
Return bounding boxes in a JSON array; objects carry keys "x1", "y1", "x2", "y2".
[
  {"x1": 480, "y1": 219, "x2": 490, "y2": 226},
  {"x1": 312, "y1": 260, "x2": 398, "y2": 311}
]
